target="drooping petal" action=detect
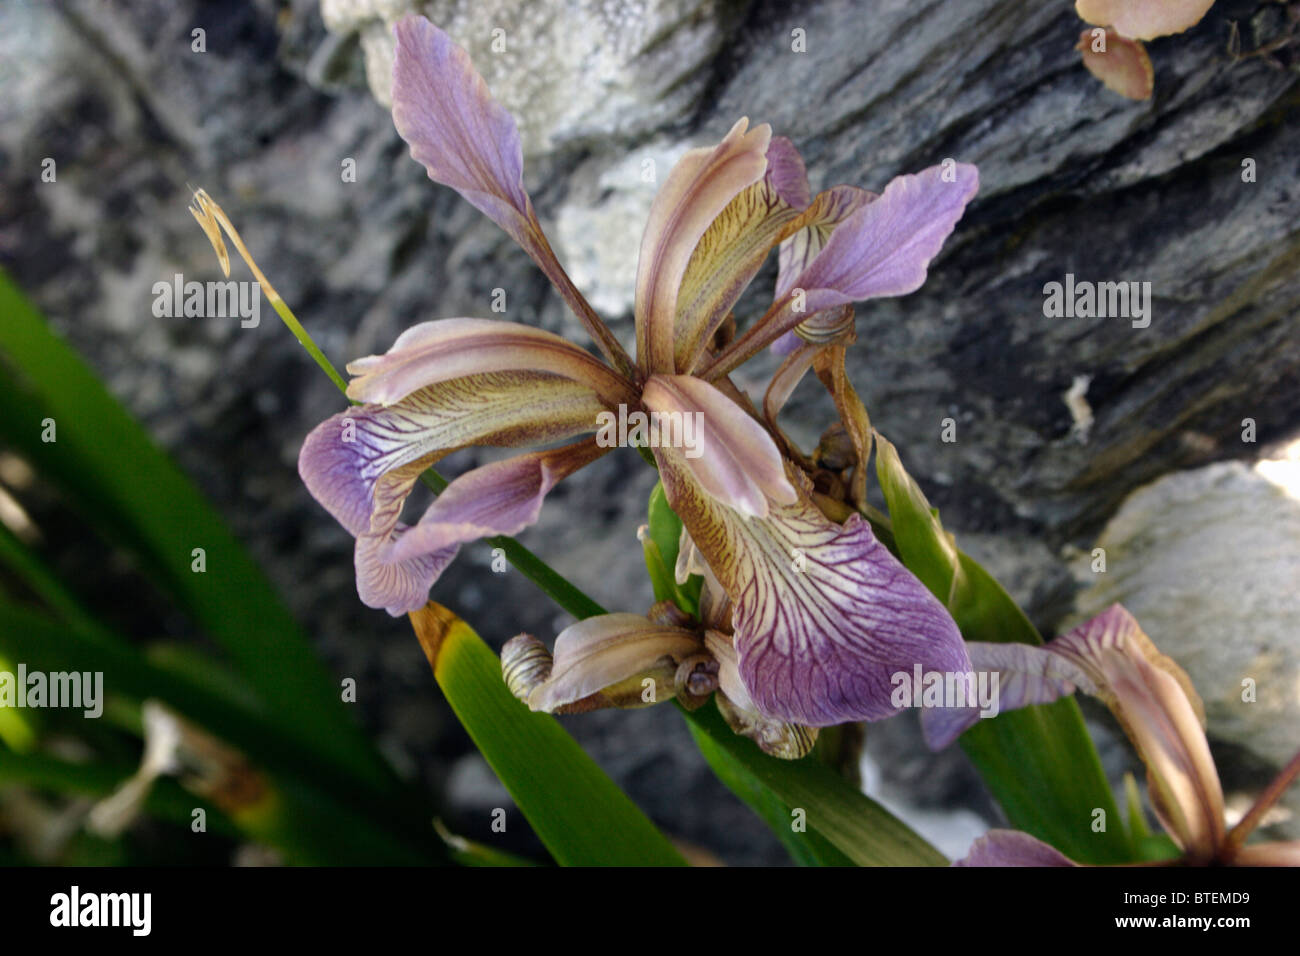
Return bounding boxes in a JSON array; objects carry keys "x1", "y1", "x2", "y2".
[
  {"x1": 505, "y1": 613, "x2": 702, "y2": 713},
  {"x1": 672, "y1": 137, "x2": 811, "y2": 373},
  {"x1": 921, "y1": 605, "x2": 1226, "y2": 860},
  {"x1": 704, "y1": 629, "x2": 753, "y2": 712},
  {"x1": 299, "y1": 370, "x2": 607, "y2": 537},
  {"x1": 920, "y1": 641, "x2": 1094, "y2": 750},
  {"x1": 1052, "y1": 606, "x2": 1225, "y2": 860},
  {"x1": 390, "y1": 15, "x2": 632, "y2": 373},
  {"x1": 654, "y1": 448, "x2": 970, "y2": 727},
  {"x1": 706, "y1": 629, "x2": 818, "y2": 758},
  {"x1": 357, "y1": 439, "x2": 607, "y2": 615},
  {"x1": 1077, "y1": 28, "x2": 1154, "y2": 101},
  {"x1": 345, "y1": 318, "x2": 636, "y2": 408},
  {"x1": 954, "y1": 830, "x2": 1079, "y2": 867},
  {"x1": 635, "y1": 118, "x2": 772, "y2": 374},
  {"x1": 641, "y1": 374, "x2": 797, "y2": 519},
  {"x1": 1076, "y1": 0, "x2": 1215, "y2": 40}
]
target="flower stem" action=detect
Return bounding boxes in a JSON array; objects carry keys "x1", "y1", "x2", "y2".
[{"x1": 1222, "y1": 746, "x2": 1300, "y2": 858}]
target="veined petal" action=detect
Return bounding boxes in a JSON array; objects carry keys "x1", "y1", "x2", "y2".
[
  {"x1": 392, "y1": 16, "x2": 532, "y2": 246},
  {"x1": 299, "y1": 371, "x2": 607, "y2": 538},
  {"x1": 704, "y1": 629, "x2": 753, "y2": 712},
  {"x1": 706, "y1": 164, "x2": 978, "y2": 379},
  {"x1": 788, "y1": 163, "x2": 979, "y2": 306},
  {"x1": 345, "y1": 318, "x2": 635, "y2": 408},
  {"x1": 1076, "y1": 0, "x2": 1215, "y2": 40},
  {"x1": 770, "y1": 186, "x2": 874, "y2": 353},
  {"x1": 920, "y1": 641, "x2": 1094, "y2": 750},
  {"x1": 922, "y1": 605, "x2": 1226, "y2": 860},
  {"x1": 673, "y1": 137, "x2": 810, "y2": 373},
  {"x1": 776, "y1": 186, "x2": 877, "y2": 300},
  {"x1": 635, "y1": 118, "x2": 772, "y2": 374},
  {"x1": 954, "y1": 830, "x2": 1079, "y2": 867},
  {"x1": 357, "y1": 439, "x2": 607, "y2": 615},
  {"x1": 641, "y1": 374, "x2": 796, "y2": 519},
  {"x1": 514, "y1": 613, "x2": 702, "y2": 713},
  {"x1": 1053, "y1": 606, "x2": 1224, "y2": 859},
  {"x1": 391, "y1": 15, "x2": 631, "y2": 373},
  {"x1": 1077, "y1": 29, "x2": 1154, "y2": 100},
  {"x1": 654, "y1": 448, "x2": 969, "y2": 727}
]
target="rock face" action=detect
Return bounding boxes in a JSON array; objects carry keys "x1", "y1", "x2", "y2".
[
  {"x1": 2, "y1": 0, "x2": 1298, "y2": 862},
  {"x1": 1071, "y1": 441, "x2": 1300, "y2": 838}
]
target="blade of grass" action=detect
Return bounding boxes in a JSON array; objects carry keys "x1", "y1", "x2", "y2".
[
  {"x1": 0, "y1": 597, "x2": 446, "y2": 864},
  {"x1": 0, "y1": 269, "x2": 390, "y2": 791}
]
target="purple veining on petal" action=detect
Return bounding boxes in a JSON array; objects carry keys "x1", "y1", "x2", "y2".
[
  {"x1": 920, "y1": 640, "x2": 1093, "y2": 750},
  {"x1": 358, "y1": 439, "x2": 606, "y2": 616},
  {"x1": 654, "y1": 449, "x2": 969, "y2": 726},
  {"x1": 344, "y1": 317, "x2": 634, "y2": 407},
  {"x1": 299, "y1": 371, "x2": 607, "y2": 538},
  {"x1": 792, "y1": 163, "x2": 979, "y2": 304},
  {"x1": 641, "y1": 374, "x2": 796, "y2": 518}
]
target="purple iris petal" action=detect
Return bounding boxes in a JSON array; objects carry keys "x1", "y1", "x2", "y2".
[
  {"x1": 955, "y1": 830, "x2": 1078, "y2": 867},
  {"x1": 655, "y1": 449, "x2": 970, "y2": 726}
]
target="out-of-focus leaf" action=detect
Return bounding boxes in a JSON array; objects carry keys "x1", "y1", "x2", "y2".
[
  {"x1": 0, "y1": 746, "x2": 240, "y2": 837},
  {"x1": 684, "y1": 703, "x2": 944, "y2": 866},
  {"x1": 0, "y1": 598, "x2": 445, "y2": 864},
  {"x1": 0, "y1": 269, "x2": 388, "y2": 789},
  {"x1": 0, "y1": 653, "x2": 36, "y2": 752},
  {"x1": 875, "y1": 434, "x2": 1132, "y2": 863},
  {"x1": 410, "y1": 603, "x2": 686, "y2": 867}
]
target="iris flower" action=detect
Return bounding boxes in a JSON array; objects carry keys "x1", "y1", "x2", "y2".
[
  {"x1": 299, "y1": 14, "x2": 981, "y2": 736},
  {"x1": 923, "y1": 605, "x2": 1300, "y2": 866}
]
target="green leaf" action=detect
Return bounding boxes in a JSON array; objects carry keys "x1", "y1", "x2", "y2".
[
  {"x1": 683, "y1": 703, "x2": 945, "y2": 866},
  {"x1": 410, "y1": 603, "x2": 686, "y2": 867},
  {"x1": 0, "y1": 269, "x2": 389, "y2": 790},
  {"x1": 0, "y1": 598, "x2": 446, "y2": 864},
  {"x1": 875, "y1": 434, "x2": 1132, "y2": 863},
  {"x1": 644, "y1": 481, "x2": 702, "y2": 613}
]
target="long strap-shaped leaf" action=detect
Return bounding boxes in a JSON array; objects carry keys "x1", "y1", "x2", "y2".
[
  {"x1": 409, "y1": 603, "x2": 686, "y2": 866},
  {"x1": 876, "y1": 435, "x2": 1134, "y2": 863},
  {"x1": 685, "y1": 704, "x2": 944, "y2": 866},
  {"x1": 0, "y1": 270, "x2": 390, "y2": 791}
]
